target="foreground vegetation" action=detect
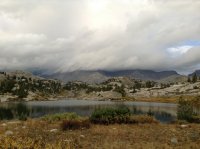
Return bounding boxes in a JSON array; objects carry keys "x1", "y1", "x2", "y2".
[{"x1": 0, "y1": 118, "x2": 200, "y2": 148}]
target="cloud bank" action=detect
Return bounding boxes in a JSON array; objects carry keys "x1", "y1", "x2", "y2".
[{"x1": 0, "y1": 0, "x2": 200, "y2": 74}]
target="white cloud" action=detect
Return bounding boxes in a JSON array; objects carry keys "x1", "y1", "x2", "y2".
[
  {"x1": 167, "y1": 45, "x2": 193, "y2": 55},
  {"x1": 0, "y1": 0, "x2": 200, "y2": 73}
]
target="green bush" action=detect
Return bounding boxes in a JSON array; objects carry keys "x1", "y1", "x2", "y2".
[
  {"x1": 90, "y1": 107, "x2": 131, "y2": 124},
  {"x1": 177, "y1": 97, "x2": 195, "y2": 122},
  {"x1": 42, "y1": 112, "x2": 80, "y2": 122}
]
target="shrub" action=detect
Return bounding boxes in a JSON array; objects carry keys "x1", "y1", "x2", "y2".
[
  {"x1": 177, "y1": 97, "x2": 195, "y2": 122},
  {"x1": 191, "y1": 115, "x2": 200, "y2": 123},
  {"x1": 42, "y1": 112, "x2": 80, "y2": 122},
  {"x1": 113, "y1": 85, "x2": 126, "y2": 97},
  {"x1": 90, "y1": 107, "x2": 131, "y2": 124},
  {"x1": 18, "y1": 113, "x2": 28, "y2": 121},
  {"x1": 61, "y1": 119, "x2": 90, "y2": 130}
]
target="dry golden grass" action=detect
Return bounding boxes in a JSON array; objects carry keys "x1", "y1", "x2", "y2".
[{"x1": 0, "y1": 119, "x2": 200, "y2": 149}]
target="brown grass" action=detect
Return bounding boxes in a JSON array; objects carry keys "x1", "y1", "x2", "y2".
[
  {"x1": 0, "y1": 119, "x2": 200, "y2": 149},
  {"x1": 129, "y1": 115, "x2": 158, "y2": 124},
  {"x1": 61, "y1": 119, "x2": 91, "y2": 130}
]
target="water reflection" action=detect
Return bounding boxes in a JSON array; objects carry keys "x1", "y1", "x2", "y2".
[
  {"x1": 0, "y1": 103, "x2": 30, "y2": 120},
  {"x1": 0, "y1": 99, "x2": 178, "y2": 123}
]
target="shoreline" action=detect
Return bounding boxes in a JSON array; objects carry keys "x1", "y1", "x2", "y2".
[{"x1": 0, "y1": 94, "x2": 191, "y2": 104}]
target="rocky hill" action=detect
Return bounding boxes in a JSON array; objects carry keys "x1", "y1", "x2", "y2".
[
  {"x1": 0, "y1": 70, "x2": 62, "y2": 102},
  {"x1": 62, "y1": 76, "x2": 200, "y2": 101}
]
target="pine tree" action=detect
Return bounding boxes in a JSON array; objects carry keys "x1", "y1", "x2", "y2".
[
  {"x1": 187, "y1": 77, "x2": 191, "y2": 83},
  {"x1": 192, "y1": 73, "x2": 197, "y2": 83}
]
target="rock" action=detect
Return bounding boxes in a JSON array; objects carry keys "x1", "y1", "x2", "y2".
[
  {"x1": 64, "y1": 139, "x2": 71, "y2": 142},
  {"x1": 80, "y1": 135, "x2": 85, "y2": 138},
  {"x1": 171, "y1": 137, "x2": 178, "y2": 144},
  {"x1": 22, "y1": 126, "x2": 26, "y2": 129},
  {"x1": 5, "y1": 130, "x2": 13, "y2": 136},
  {"x1": 180, "y1": 124, "x2": 188, "y2": 128},
  {"x1": 1, "y1": 123, "x2": 7, "y2": 127},
  {"x1": 50, "y1": 129, "x2": 58, "y2": 133}
]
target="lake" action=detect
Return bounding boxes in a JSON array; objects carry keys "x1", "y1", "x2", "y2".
[{"x1": 0, "y1": 99, "x2": 177, "y2": 123}]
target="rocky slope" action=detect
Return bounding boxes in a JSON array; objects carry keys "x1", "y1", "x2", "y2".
[
  {"x1": 62, "y1": 76, "x2": 200, "y2": 101},
  {"x1": 0, "y1": 70, "x2": 62, "y2": 102}
]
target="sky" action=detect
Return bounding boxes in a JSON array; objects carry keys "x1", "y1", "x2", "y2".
[{"x1": 0, "y1": 0, "x2": 200, "y2": 74}]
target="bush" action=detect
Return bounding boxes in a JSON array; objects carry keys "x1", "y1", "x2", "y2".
[
  {"x1": 191, "y1": 115, "x2": 200, "y2": 123},
  {"x1": 42, "y1": 112, "x2": 80, "y2": 122},
  {"x1": 177, "y1": 97, "x2": 195, "y2": 122},
  {"x1": 61, "y1": 119, "x2": 90, "y2": 130},
  {"x1": 90, "y1": 107, "x2": 131, "y2": 124}
]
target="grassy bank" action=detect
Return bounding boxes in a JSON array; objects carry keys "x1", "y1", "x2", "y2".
[{"x1": 0, "y1": 119, "x2": 200, "y2": 149}]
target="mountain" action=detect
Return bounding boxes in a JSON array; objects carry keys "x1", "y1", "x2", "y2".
[
  {"x1": 42, "y1": 70, "x2": 109, "y2": 84},
  {"x1": 100, "y1": 69, "x2": 179, "y2": 80},
  {"x1": 189, "y1": 70, "x2": 200, "y2": 77},
  {"x1": 41, "y1": 69, "x2": 181, "y2": 83}
]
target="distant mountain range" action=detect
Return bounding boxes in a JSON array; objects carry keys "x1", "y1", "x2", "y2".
[{"x1": 34, "y1": 69, "x2": 188, "y2": 83}]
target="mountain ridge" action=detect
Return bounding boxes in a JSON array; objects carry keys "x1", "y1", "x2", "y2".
[{"x1": 38, "y1": 69, "x2": 182, "y2": 83}]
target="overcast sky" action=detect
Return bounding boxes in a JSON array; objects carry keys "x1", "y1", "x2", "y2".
[{"x1": 0, "y1": 0, "x2": 200, "y2": 74}]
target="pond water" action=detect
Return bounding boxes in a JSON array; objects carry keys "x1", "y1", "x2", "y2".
[{"x1": 0, "y1": 99, "x2": 177, "y2": 123}]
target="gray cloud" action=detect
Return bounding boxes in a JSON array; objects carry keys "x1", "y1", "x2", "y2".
[{"x1": 0, "y1": 0, "x2": 200, "y2": 74}]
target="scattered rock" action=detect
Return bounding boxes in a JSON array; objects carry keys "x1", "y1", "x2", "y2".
[
  {"x1": 50, "y1": 129, "x2": 58, "y2": 133},
  {"x1": 171, "y1": 137, "x2": 178, "y2": 145},
  {"x1": 5, "y1": 130, "x2": 13, "y2": 136}
]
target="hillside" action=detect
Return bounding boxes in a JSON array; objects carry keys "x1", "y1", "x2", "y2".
[
  {"x1": 62, "y1": 76, "x2": 200, "y2": 101},
  {"x1": 0, "y1": 71, "x2": 62, "y2": 102}
]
